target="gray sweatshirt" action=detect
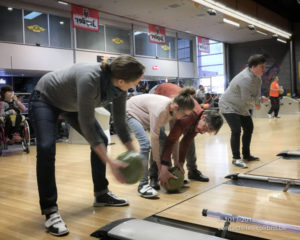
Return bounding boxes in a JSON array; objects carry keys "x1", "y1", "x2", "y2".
[
  {"x1": 219, "y1": 67, "x2": 262, "y2": 116},
  {"x1": 35, "y1": 62, "x2": 131, "y2": 147}
]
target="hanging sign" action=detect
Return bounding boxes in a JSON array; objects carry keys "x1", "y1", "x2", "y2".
[
  {"x1": 72, "y1": 4, "x2": 99, "y2": 32},
  {"x1": 198, "y1": 37, "x2": 210, "y2": 53},
  {"x1": 149, "y1": 24, "x2": 166, "y2": 44}
]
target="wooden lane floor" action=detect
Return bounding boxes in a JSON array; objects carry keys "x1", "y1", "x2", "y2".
[
  {"x1": 248, "y1": 159, "x2": 300, "y2": 180},
  {"x1": 156, "y1": 184, "x2": 300, "y2": 240}
]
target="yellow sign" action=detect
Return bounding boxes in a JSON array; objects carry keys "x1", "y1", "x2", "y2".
[
  {"x1": 27, "y1": 25, "x2": 46, "y2": 33},
  {"x1": 112, "y1": 38, "x2": 123, "y2": 44},
  {"x1": 161, "y1": 45, "x2": 170, "y2": 51}
]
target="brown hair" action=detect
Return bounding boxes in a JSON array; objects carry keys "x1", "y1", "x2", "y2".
[
  {"x1": 173, "y1": 87, "x2": 196, "y2": 111},
  {"x1": 101, "y1": 55, "x2": 145, "y2": 82}
]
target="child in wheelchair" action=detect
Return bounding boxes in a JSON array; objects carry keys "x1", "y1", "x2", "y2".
[{"x1": 0, "y1": 85, "x2": 27, "y2": 144}]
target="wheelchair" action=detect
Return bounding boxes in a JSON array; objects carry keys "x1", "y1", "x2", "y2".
[{"x1": 0, "y1": 115, "x2": 30, "y2": 156}]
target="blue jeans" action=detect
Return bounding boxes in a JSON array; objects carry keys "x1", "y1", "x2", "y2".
[
  {"x1": 127, "y1": 117, "x2": 150, "y2": 186},
  {"x1": 29, "y1": 91, "x2": 109, "y2": 215}
]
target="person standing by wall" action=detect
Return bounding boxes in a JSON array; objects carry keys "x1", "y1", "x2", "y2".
[
  {"x1": 267, "y1": 76, "x2": 281, "y2": 118},
  {"x1": 219, "y1": 54, "x2": 268, "y2": 168}
]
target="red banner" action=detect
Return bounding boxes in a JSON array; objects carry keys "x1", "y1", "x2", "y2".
[
  {"x1": 198, "y1": 37, "x2": 210, "y2": 53},
  {"x1": 149, "y1": 24, "x2": 166, "y2": 44},
  {"x1": 72, "y1": 4, "x2": 99, "y2": 32}
]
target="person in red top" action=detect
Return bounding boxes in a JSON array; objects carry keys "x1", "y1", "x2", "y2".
[
  {"x1": 150, "y1": 83, "x2": 224, "y2": 189},
  {"x1": 267, "y1": 76, "x2": 281, "y2": 118}
]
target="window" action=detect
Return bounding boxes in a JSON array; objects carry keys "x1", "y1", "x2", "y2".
[
  {"x1": 0, "y1": 6, "x2": 23, "y2": 43},
  {"x1": 134, "y1": 29, "x2": 176, "y2": 59},
  {"x1": 198, "y1": 39, "x2": 225, "y2": 93},
  {"x1": 106, "y1": 25, "x2": 131, "y2": 54},
  {"x1": 178, "y1": 38, "x2": 193, "y2": 62},
  {"x1": 49, "y1": 15, "x2": 71, "y2": 48},
  {"x1": 24, "y1": 10, "x2": 49, "y2": 46},
  {"x1": 157, "y1": 36, "x2": 176, "y2": 60},
  {"x1": 76, "y1": 25, "x2": 105, "y2": 51},
  {"x1": 134, "y1": 31, "x2": 156, "y2": 57}
]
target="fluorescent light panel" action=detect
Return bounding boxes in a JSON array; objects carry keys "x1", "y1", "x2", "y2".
[
  {"x1": 277, "y1": 38, "x2": 287, "y2": 43},
  {"x1": 223, "y1": 18, "x2": 240, "y2": 27},
  {"x1": 24, "y1": 11, "x2": 42, "y2": 20},
  {"x1": 193, "y1": 0, "x2": 291, "y2": 39},
  {"x1": 58, "y1": 1, "x2": 69, "y2": 5},
  {"x1": 256, "y1": 30, "x2": 267, "y2": 36}
]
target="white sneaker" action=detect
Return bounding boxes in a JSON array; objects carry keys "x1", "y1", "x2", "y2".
[
  {"x1": 138, "y1": 184, "x2": 158, "y2": 198},
  {"x1": 45, "y1": 212, "x2": 69, "y2": 236},
  {"x1": 232, "y1": 159, "x2": 248, "y2": 168},
  {"x1": 267, "y1": 114, "x2": 273, "y2": 118}
]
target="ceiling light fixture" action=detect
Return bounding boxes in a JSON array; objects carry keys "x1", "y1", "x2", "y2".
[
  {"x1": 277, "y1": 38, "x2": 287, "y2": 44},
  {"x1": 223, "y1": 18, "x2": 240, "y2": 27},
  {"x1": 256, "y1": 30, "x2": 267, "y2": 36},
  {"x1": 193, "y1": 0, "x2": 292, "y2": 39},
  {"x1": 7, "y1": 7, "x2": 13, "y2": 11},
  {"x1": 58, "y1": 1, "x2": 69, "y2": 5}
]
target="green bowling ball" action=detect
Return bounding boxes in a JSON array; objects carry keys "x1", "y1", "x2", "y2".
[
  {"x1": 117, "y1": 151, "x2": 144, "y2": 184},
  {"x1": 165, "y1": 167, "x2": 184, "y2": 193}
]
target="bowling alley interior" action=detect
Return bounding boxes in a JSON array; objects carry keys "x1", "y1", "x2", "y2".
[{"x1": 0, "y1": 0, "x2": 300, "y2": 239}]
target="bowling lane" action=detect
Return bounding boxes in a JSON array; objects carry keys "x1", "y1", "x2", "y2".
[
  {"x1": 248, "y1": 159, "x2": 300, "y2": 180},
  {"x1": 156, "y1": 184, "x2": 300, "y2": 240}
]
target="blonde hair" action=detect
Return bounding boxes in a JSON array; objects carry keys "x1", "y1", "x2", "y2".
[{"x1": 173, "y1": 87, "x2": 196, "y2": 111}]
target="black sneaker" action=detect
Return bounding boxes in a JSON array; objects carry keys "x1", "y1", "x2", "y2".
[
  {"x1": 243, "y1": 155, "x2": 260, "y2": 161},
  {"x1": 93, "y1": 191, "x2": 129, "y2": 207},
  {"x1": 45, "y1": 212, "x2": 69, "y2": 236},
  {"x1": 150, "y1": 177, "x2": 160, "y2": 190},
  {"x1": 188, "y1": 169, "x2": 209, "y2": 182}
]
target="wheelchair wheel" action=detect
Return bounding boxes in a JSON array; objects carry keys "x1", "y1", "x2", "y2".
[{"x1": 22, "y1": 120, "x2": 30, "y2": 154}]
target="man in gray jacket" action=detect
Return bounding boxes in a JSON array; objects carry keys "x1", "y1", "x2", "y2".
[{"x1": 219, "y1": 54, "x2": 268, "y2": 168}]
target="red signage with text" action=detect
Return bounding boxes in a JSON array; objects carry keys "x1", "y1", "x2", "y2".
[
  {"x1": 198, "y1": 37, "x2": 210, "y2": 53},
  {"x1": 149, "y1": 24, "x2": 166, "y2": 44},
  {"x1": 72, "y1": 4, "x2": 99, "y2": 32}
]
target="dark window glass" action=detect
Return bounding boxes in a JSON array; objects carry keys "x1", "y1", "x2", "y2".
[
  {"x1": 178, "y1": 38, "x2": 193, "y2": 62},
  {"x1": 106, "y1": 25, "x2": 130, "y2": 54},
  {"x1": 0, "y1": 6, "x2": 23, "y2": 43},
  {"x1": 157, "y1": 36, "x2": 176, "y2": 59},
  {"x1": 134, "y1": 31, "x2": 156, "y2": 57},
  {"x1": 76, "y1": 25, "x2": 105, "y2": 51},
  {"x1": 49, "y1": 15, "x2": 71, "y2": 48},
  {"x1": 24, "y1": 10, "x2": 48, "y2": 46}
]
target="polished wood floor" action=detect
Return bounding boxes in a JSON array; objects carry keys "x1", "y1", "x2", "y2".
[
  {"x1": 0, "y1": 115, "x2": 299, "y2": 240},
  {"x1": 250, "y1": 159, "x2": 300, "y2": 179}
]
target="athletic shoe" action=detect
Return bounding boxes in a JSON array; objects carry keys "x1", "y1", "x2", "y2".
[
  {"x1": 138, "y1": 184, "x2": 158, "y2": 198},
  {"x1": 93, "y1": 191, "x2": 129, "y2": 207},
  {"x1": 232, "y1": 159, "x2": 248, "y2": 168},
  {"x1": 188, "y1": 169, "x2": 209, "y2": 182},
  {"x1": 45, "y1": 212, "x2": 69, "y2": 236}
]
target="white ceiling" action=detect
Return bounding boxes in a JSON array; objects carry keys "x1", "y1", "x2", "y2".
[{"x1": 16, "y1": 0, "x2": 273, "y2": 43}]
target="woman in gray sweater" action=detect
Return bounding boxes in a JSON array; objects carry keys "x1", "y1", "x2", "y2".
[{"x1": 30, "y1": 55, "x2": 144, "y2": 236}]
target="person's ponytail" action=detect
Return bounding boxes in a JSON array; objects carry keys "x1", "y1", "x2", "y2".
[{"x1": 173, "y1": 87, "x2": 196, "y2": 110}]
